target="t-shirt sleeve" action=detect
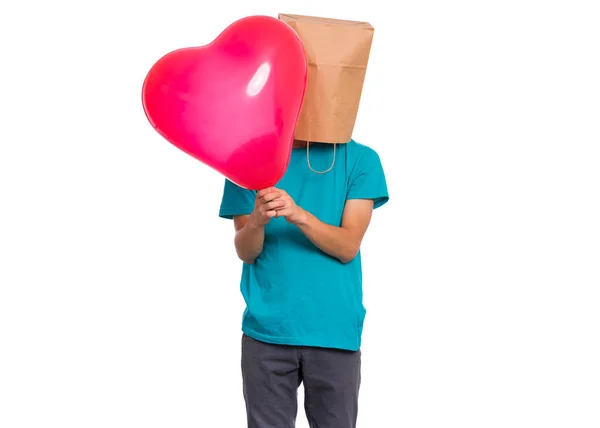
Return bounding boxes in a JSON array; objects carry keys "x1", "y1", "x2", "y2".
[
  {"x1": 218, "y1": 179, "x2": 256, "y2": 219},
  {"x1": 346, "y1": 148, "x2": 389, "y2": 209}
]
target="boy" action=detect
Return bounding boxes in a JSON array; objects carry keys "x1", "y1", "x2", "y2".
[{"x1": 219, "y1": 136, "x2": 388, "y2": 427}]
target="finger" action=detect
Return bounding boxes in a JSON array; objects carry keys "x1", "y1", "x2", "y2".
[
  {"x1": 261, "y1": 204, "x2": 282, "y2": 214},
  {"x1": 257, "y1": 187, "x2": 278, "y2": 198},
  {"x1": 265, "y1": 200, "x2": 286, "y2": 210},
  {"x1": 260, "y1": 191, "x2": 282, "y2": 203},
  {"x1": 265, "y1": 210, "x2": 277, "y2": 218},
  {"x1": 275, "y1": 208, "x2": 292, "y2": 218}
]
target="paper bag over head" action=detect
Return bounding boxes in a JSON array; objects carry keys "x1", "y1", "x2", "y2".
[{"x1": 278, "y1": 14, "x2": 374, "y2": 144}]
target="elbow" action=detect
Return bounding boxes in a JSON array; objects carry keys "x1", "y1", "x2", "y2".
[
  {"x1": 240, "y1": 256, "x2": 257, "y2": 265},
  {"x1": 236, "y1": 249, "x2": 257, "y2": 265},
  {"x1": 338, "y1": 246, "x2": 360, "y2": 264}
]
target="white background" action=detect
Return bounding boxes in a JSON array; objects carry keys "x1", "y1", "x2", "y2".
[{"x1": 1, "y1": 0, "x2": 599, "y2": 427}]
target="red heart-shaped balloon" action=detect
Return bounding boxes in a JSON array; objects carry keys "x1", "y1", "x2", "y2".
[{"x1": 142, "y1": 16, "x2": 307, "y2": 190}]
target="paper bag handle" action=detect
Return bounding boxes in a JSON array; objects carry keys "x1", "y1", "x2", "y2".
[{"x1": 306, "y1": 142, "x2": 336, "y2": 174}]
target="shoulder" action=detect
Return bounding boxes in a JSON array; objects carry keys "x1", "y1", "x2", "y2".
[
  {"x1": 344, "y1": 139, "x2": 389, "y2": 207},
  {"x1": 346, "y1": 139, "x2": 383, "y2": 168}
]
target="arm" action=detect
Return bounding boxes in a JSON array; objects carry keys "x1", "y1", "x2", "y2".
[
  {"x1": 295, "y1": 199, "x2": 374, "y2": 264},
  {"x1": 232, "y1": 188, "x2": 284, "y2": 264},
  {"x1": 232, "y1": 215, "x2": 265, "y2": 264},
  {"x1": 262, "y1": 183, "x2": 375, "y2": 264},
  {"x1": 257, "y1": 146, "x2": 387, "y2": 264}
]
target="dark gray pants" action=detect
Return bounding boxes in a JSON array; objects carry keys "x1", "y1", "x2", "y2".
[{"x1": 241, "y1": 334, "x2": 361, "y2": 428}]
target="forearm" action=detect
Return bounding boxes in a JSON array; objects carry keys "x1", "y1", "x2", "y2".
[
  {"x1": 295, "y1": 209, "x2": 360, "y2": 264},
  {"x1": 234, "y1": 217, "x2": 265, "y2": 264}
]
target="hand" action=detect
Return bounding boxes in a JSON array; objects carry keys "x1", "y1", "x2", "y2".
[
  {"x1": 262, "y1": 188, "x2": 306, "y2": 225},
  {"x1": 248, "y1": 187, "x2": 285, "y2": 227}
]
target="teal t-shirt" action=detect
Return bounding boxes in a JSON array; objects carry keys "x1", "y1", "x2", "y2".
[{"x1": 219, "y1": 140, "x2": 389, "y2": 351}]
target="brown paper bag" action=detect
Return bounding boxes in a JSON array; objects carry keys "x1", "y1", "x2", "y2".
[{"x1": 278, "y1": 14, "x2": 374, "y2": 144}]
